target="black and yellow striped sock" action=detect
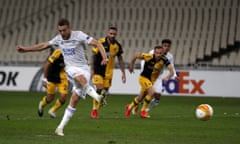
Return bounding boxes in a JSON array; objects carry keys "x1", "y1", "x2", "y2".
[
  {"x1": 129, "y1": 97, "x2": 139, "y2": 110},
  {"x1": 141, "y1": 95, "x2": 151, "y2": 111}
]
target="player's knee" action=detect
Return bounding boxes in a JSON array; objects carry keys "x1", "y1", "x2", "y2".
[
  {"x1": 76, "y1": 75, "x2": 88, "y2": 87},
  {"x1": 46, "y1": 94, "x2": 55, "y2": 103},
  {"x1": 59, "y1": 95, "x2": 67, "y2": 103}
]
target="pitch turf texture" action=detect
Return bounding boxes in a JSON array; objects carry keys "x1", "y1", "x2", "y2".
[{"x1": 0, "y1": 91, "x2": 239, "y2": 144}]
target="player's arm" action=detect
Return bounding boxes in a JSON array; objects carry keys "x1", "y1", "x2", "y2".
[
  {"x1": 168, "y1": 55, "x2": 178, "y2": 79},
  {"x1": 117, "y1": 55, "x2": 126, "y2": 83},
  {"x1": 129, "y1": 52, "x2": 142, "y2": 73},
  {"x1": 43, "y1": 49, "x2": 62, "y2": 87},
  {"x1": 89, "y1": 39, "x2": 108, "y2": 65},
  {"x1": 162, "y1": 64, "x2": 174, "y2": 82},
  {"x1": 171, "y1": 63, "x2": 178, "y2": 80},
  {"x1": 16, "y1": 41, "x2": 50, "y2": 52},
  {"x1": 42, "y1": 49, "x2": 60, "y2": 87},
  {"x1": 42, "y1": 60, "x2": 51, "y2": 88},
  {"x1": 171, "y1": 65, "x2": 178, "y2": 80}
]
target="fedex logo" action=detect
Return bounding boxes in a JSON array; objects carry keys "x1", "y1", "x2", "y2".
[{"x1": 163, "y1": 71, "x2": 205, "y2": 94}]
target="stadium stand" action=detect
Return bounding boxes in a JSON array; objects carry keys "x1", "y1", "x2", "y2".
[{"x1": 0, "y1": 0, "x2": 239, "y2": 68}]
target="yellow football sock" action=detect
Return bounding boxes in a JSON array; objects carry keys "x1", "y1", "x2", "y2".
[
  {"x1": 93, "y1": 99, "x2": 99, "y2": 110},
  {"x1": 40, "y1": 96, "x2": 47, "y2": 107},
  {"x1": 141, "y1": 95, "x2": 151, "y2": 111},
  {"x1": 97, "y1": 101, "x2": 102, "y2": 109},
  {"x1": 92, "y1": 89, "x2": 104, "y2": 110},
  {"x1": 129, "y1": 97, "x2": 139, "y2": 109},
  {"x1": 50, "y1": 99, "x2": 62, "y2": 112}
]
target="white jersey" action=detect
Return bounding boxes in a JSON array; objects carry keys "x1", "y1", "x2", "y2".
[
  {"x1": 49, "y1": 31, "x2": 93, "y2": 67},
  {"x1": 49, "y1": 31, "x2": 93, "y2": 98}
]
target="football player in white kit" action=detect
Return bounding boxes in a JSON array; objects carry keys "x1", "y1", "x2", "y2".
[
  {"x1": 16, "y1": 18, "x2": 108, "y2": 136},
  {"x1": 132, "y1": 39, "x2": 177, "y2": 117}
]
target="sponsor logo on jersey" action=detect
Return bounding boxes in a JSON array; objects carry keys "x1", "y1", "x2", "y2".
[{"x1": 62, "y1": 48, "x2": 75, "y2": 55}]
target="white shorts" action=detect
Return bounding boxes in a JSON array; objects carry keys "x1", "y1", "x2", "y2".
[
  {"x1": 153, "y1": 75, "x2": 164, "y2": 94},
  {"x1": 65, "y1": 65, "x2": 90, "y2": 99}
]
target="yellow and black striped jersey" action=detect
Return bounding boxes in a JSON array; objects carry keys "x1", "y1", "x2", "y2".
[
  {"x1": 47, "y1": 49, "x2": 65, "y2": 83},
  {"x1": 140, "y1": 53, "x2": 170, "y2": 82},
  {"x1": 92, "y1": 37, "x2": 123, "y2": 78}
]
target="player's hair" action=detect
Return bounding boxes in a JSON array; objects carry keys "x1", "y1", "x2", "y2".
[
  {"x1": 154, "y1": 45, "x2": 162, "y2": 50},
  {"x1": 109, "y1": 26, "x2": 118, "y2": 31},
  {"x1": 162, "y1": 39, "x2": 172, "y2": 45},
  {"x1": 58, "y1": 18, "x2": 70, "y2": 26}
]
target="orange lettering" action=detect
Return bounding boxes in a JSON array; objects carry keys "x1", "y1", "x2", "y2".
[
  {"x1": 178, "y1": 72, "x2": 189, "y2": 93},
  {"x1": 191, "y1": 80, "x2": 205, "y2": 94}
]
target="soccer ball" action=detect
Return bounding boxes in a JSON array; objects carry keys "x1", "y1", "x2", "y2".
[{"x1": 195, "y1": 104, "x2": 213, "y2": 121}]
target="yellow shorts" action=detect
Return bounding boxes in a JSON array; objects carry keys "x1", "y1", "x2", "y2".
[
  {"x1": 46, "y1": 77, "x2": 68, "y2": 95},
  {"x1": 92, "y1": 74, "x2": 112, "y2": 88},
  {"x1": 139, "y1": 75, "x2": 153, "y2": 93}
]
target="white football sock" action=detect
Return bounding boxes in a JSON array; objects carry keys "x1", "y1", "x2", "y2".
[{"x1": 57, "y1": 105, "x2": 76, "y2": 129}]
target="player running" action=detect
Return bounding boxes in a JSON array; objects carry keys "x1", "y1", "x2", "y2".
[{"x1": 125, "y1": 45, "x2": 174, "y2": 118}]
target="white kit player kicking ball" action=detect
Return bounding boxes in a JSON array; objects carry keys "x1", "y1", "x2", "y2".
[
  {"x1": 16, "y1": 18, "x2": 108, "y2": 136},
  {"x1": 132, "y1": 39, "x2": 178, "y2": 117}
]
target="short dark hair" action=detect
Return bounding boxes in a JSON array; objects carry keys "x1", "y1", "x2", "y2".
[
  {"x1": 58, "y1": 18, "x2": 70, "y2": 26},
  {"x1": 162, "y1": 39, "x2": 172, "y2": 45},
  {"x1": 109, "y1": 26, "x2": 118, "y2": 31}
]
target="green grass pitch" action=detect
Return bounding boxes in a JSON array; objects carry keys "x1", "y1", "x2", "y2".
[{"x1": 0, "y1": 91, "x2": 240, "y2": 144}]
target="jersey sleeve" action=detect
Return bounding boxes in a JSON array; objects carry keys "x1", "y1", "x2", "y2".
[
  {"x1": 77, "y1": 31, "x2": 93, "y2": 44},
  {"x1": 49, "y1": 35, "x2": 60, "y2": 46},
  {"x1": 141, "y1": 53, "x2": 154, "y2": 62},
  {"x1": 162, "y1": 56, "x2": 171, "y2": 66},
  {"x1": 92, "y1": 47, "x2": 99, "y2": 54},
  {"x1": 92, "y1": 38, "x2": 105, "y2": 54},
  {"x1": 48, "y1": 49, "x2": 62, "y2": 63},
  {"x1": 116, "y1": 42, "x2": 123, "y2": 56},
  {"x1": 140, "y1": 49, "x2": 154, "y2": 71}
]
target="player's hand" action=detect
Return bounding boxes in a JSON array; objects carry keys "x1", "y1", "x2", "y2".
[
  {"x1": 162, "y1": 77, "x2": 170, "y2": 82},
  {"x1": 122, "y1": 74, "x2": 126, "y2": 84},
  {"x1": 42, "y1": 78, "x2": 48, "y2": 88},
  {"x1": 42, "y1": 81, "x2": 47, "y2": 88},
  {"x1": 174, "y1": 76, "x2": 179, "y2": 81},
  {"x1": 16, "y1": 45, "x2": 26, "y2": 52},
  {"x1": 101, "y1": 58, "x2": 108, "y2": 65},
  {"x1": 128, "y1": 64, "x2": 134, "y2": 73}
]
